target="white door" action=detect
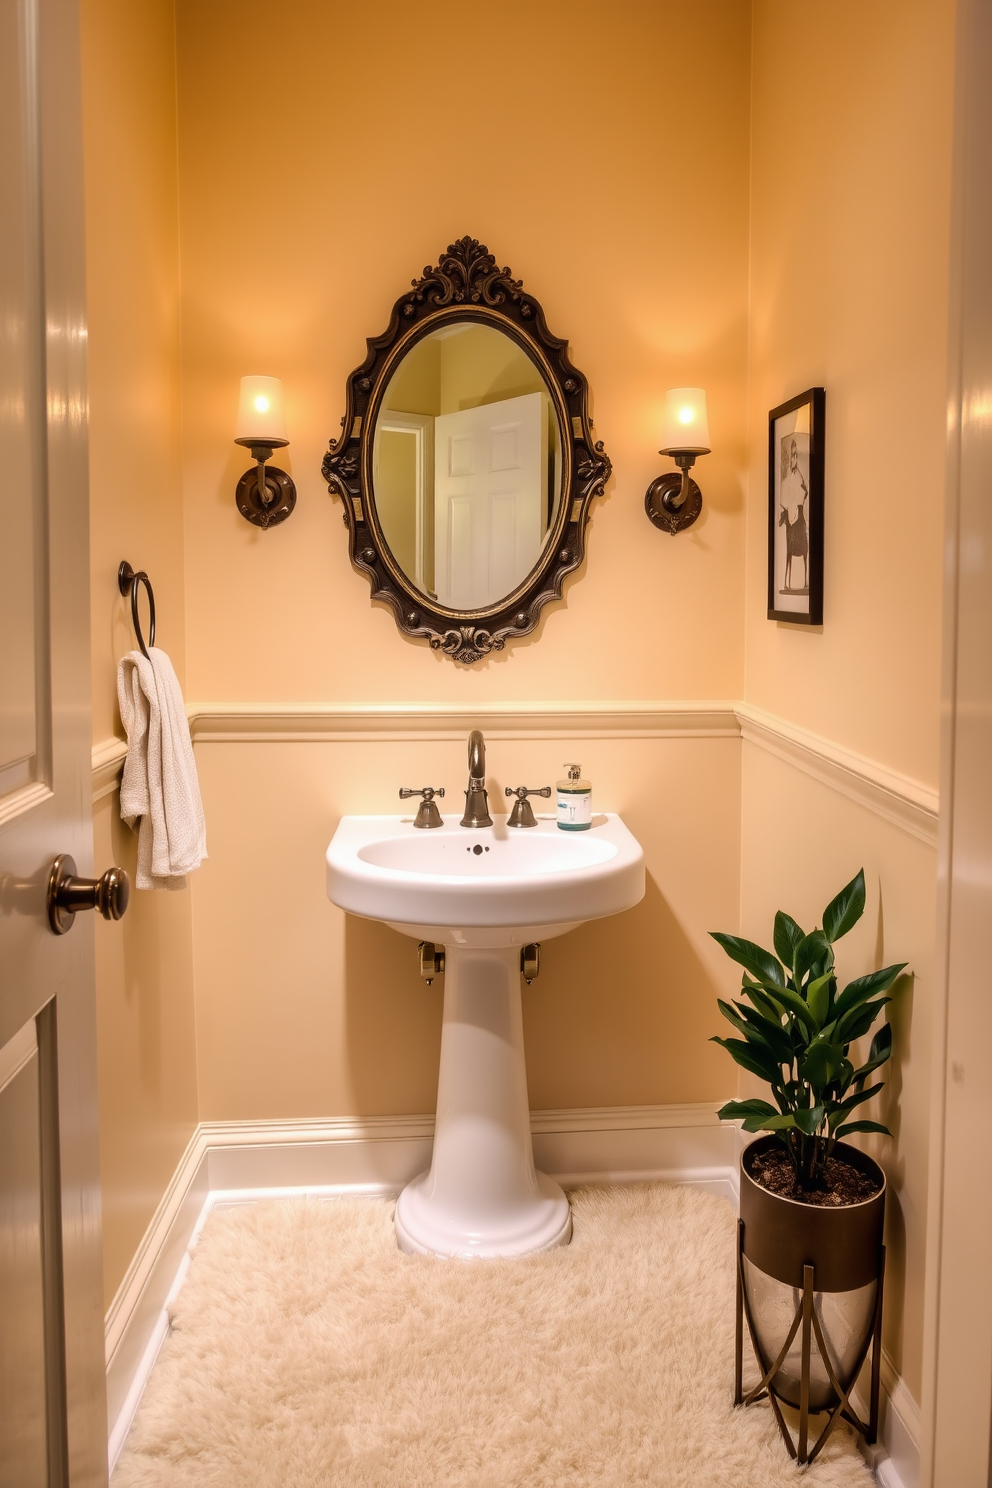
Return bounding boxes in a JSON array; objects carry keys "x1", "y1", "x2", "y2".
[
  {"x1": 0, "y1": 0, "x2": 119, "y2": 1482},
  {"x1": 434, "y1": 391, "x2": 548, "y2": 609}
]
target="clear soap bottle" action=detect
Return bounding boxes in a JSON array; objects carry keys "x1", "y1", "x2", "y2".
[{"x1": 557, "y1": 763, "x2": 591, "y2": 831}]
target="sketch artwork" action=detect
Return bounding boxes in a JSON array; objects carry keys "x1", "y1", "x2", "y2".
[
  {"x1": 778, "y1": 431, "x2": 810, "y2": 594},
  {"x1": 767, "y1": 388, "x2": 823, "y2": 625}
]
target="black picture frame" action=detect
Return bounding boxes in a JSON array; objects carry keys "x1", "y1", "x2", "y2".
[{"x1": 767, "y1": 387, "x2": 825, "y2": 625}]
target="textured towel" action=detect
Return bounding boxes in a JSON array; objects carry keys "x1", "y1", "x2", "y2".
[{"x1": 117, "y1": 648, "x2": 207, "y2": 890}]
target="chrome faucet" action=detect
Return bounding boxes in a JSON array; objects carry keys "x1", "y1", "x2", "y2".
[{"x1": 460, "y1": 729, "x2": 493, "y2": 828}]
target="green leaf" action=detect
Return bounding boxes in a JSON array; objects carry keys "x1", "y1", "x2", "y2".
[
  {"x1": 833, "y1": 1119, "x2": 891, "y2": 1140},
  {"x1": 762, "y1": 1113, "x2": 798, "y2": 1130},
  {"x1": 729, "y1": 1001, "x2": 795, "y2": 1062},
  {"x1": 761, "y1": 983, "x2": 819, "y2": 1038},
  {"x1": 794, "y1": 1105, "x2": 825, "y2": 1136},
  {"x1": 710, "y1": 932, "x2": 786, "y2": 988},
  {"x1": 832, "y1": 964, "x2": 907, "y2": 1023},
  {"x1": 795, "y1": 930, "x2": 832, "y2": 985},
  {"x1": 806, "y1": 972, "x2": 834, "y2": 1028},
  {"x1": 710, "y1": 1036, "x2": 783, "y2": 1083},
  {"x1": 716, "y1": 1098, "x2": 779, "y2": 1123},
  {"x1": 773, "y1": 911, "x2": 806, "y2": 970},
  {"x1": 835, "y1": 997, "x2": 892, "y2": 1045},
  {"x1": 853, "y1": 1024, "x2": 893, "y2": 1084},
  {"x1": 742, "y1": 983, "x2": 788, "y2": 1024},
  {"x1": 828, "y1": 1083, "x2": 884, "y2": 1129},
  {"x1": 800, "y1": 1041, "x2": 846, "y2": 1089},
  {"x1": 822, "y1": 868, "x2": 867, "y2": 943}
]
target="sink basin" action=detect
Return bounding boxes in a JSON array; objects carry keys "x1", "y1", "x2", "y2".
[
  {"x1": 325, "y1": 811, "x2": 645, "y2": 1258},
  {"x1": 326, "y1": 813, "x2": 644, "y2": 945}
]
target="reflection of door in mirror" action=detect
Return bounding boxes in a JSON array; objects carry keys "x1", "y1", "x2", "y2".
[
  {"x1": 434, "y1": 391, "x2": 548, "y2": 609},
  {"x1": 372, "y1": 320, "x2": 562, "y2": 610},
  {"x1": 373, "y1": 412, "x2": 433, "y2": 592}
]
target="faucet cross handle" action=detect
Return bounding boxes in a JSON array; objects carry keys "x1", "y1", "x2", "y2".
[
  {"x1": 399, "y1": 786, "x2": 445, "y2": 829},
  {"x1": 505, "y1": 784, "x2": 552, "y2": 829}
]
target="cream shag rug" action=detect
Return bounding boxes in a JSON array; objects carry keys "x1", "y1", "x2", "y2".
[{"x1": 113, "y1": 1184, "x2": 876, "y2": 1487}]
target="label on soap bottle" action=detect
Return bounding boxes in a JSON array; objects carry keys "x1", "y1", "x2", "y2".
[{"x1": 557, "y1": 789, "x2": 592, "y2": 831}]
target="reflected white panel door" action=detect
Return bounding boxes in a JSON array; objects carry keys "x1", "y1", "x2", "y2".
[
  {"x1": 434, "y1": 391, "x2": 548, "y2": 609},
  {"x1": 0, "y1": 0, "x2": 108, "y2": 1484}
]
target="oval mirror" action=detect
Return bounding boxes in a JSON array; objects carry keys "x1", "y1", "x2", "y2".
[
  {"x1": 372, "y1": 320, "x2": 563, "y2": 610},
  {"x1": 323, "y1": 238, "x2": 611, "y2": 663}
]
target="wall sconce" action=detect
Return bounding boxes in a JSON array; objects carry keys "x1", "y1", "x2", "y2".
[
  {"x1": 644, "y1": 387, "x2": 710, "y2": 535},
  {"x1": 234, "y1": 376, "x2": 297, "y2": 529}
]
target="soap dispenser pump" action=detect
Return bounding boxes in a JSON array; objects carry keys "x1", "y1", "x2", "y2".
[{"x1": 556, "y1": 763, "x2": 591, "y2": 831}]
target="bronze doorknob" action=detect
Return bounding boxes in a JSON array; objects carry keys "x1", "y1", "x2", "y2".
[{"x1": 47, "y1": 854, "x2": 130, "y2": 936}]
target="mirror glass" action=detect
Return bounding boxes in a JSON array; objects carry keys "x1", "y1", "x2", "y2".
[{"x1": 371, "y1": 321, "x2": 563, "y2": 609}]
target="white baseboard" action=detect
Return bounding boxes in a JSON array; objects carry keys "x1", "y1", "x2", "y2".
[{"x1": 103, "y1": 1104, "x2": 916, "y2": 1488}]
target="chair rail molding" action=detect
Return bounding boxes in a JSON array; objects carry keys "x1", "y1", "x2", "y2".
[{"x1": 92, "y1": 700, "x2": 939, "y2": 843}]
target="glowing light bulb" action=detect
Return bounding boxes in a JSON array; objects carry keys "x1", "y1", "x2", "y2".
[
  {"x1": 660, "y1": 388, "x2": 710, "y2": 452},
  {"x1": 235, "y1": 376, "x2": 287, "y2": 442}
]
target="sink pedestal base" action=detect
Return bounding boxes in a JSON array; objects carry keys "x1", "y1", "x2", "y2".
[{"x1": 395, "y1": 943, "x2": 571, "y2": 1258}]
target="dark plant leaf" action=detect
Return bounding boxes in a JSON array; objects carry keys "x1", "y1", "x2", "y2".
[
  {"x1": 794, "y1": 930, "x2": 832, "y2": 986},
  {"x1": 835, "y1": 997, "x2": 892, "y2": 1045},
  {"x1": 710, "y1": 932, "x2": 786, "y2": 988},
  {"x1": 710, "y1": 1036, "x2": 783, "y2": 1083},
  {"x1": 773, "y1": 911, "x2": 805, "y2": 970},
  {"x1": 853, "y1": 1024, "x2": 893, "y2": 1085},
  {"x1": 762, "y1": 1113, "x2": 798, "y2": 1130},
  {"x1": 828, "y1": 1082, "x2": 884, "y2": 1128},
  {"x1": 800, "y1": 1040, "x2": 845, "y2": 1089},
  {"x1": 760, "y1": 983, "x2": 818, "y2": 1038},
  {"x1": 742, "y1": 983, "x2": 788, "y2": 1024},
  {"x1": 832, "y1": 964, "x2": 907, "y2": 1023},
  {"x1": 822, "y1": 868, "x2": 867, "y2": 944},
  {"x1": 794, "y1": 1105, "x2": 825, "y2": 1136},
  {"x1": 716, "y1": 1098, "x2": 778, "y2": 1123},
  {"x1": 834, "y1": 1119, "x2": 891, "y2": 1140}
]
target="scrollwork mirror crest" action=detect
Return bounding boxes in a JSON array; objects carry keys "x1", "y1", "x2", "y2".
[{"x1": 322, "y1": 237, "x2": 611, "y2": 664}]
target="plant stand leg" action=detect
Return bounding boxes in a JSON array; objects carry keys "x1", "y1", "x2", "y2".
[
  {"x1": 798, "y1": 1265, "x2": 814, "y2": 1463},
  {"x1": 735, "y1": 1220, "x2": 744, "y2": 1406},
  {"x1": 868, "y1": 1246, "x2": 885, "y2": 1445}
]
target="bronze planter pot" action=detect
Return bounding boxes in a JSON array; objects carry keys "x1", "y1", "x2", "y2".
[{"x1": 735, "y1": 1134, "x2": 886, "y2": 1465}]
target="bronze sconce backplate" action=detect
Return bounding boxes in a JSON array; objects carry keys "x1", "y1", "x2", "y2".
[{"x1": 322, "y1": 237, "x2": 612, "y2": 664}]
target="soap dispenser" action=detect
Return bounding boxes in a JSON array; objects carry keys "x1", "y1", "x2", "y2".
[{"x1": 557, "y1": 763, "x2": 591, "y2": 831}]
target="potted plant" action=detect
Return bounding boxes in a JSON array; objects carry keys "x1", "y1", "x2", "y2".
[{"x1": 710, "y1": 868, "x2": 905, "y2": 1464}]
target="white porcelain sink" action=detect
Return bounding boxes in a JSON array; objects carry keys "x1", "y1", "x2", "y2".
[
  {"x1": 326, "y1": 811, "x2": 645, "y2": 1259},
  {"x1": 326, "y1": 813, "x2": 644, "y2": 945}
]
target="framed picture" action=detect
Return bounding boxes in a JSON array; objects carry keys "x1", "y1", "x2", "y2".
[{"x1": 767, "y1": 387, "x2": 825, "y2": 625}]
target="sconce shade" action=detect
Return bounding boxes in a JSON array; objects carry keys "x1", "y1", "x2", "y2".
[
  {"x1": 659, "y1": 387, "x2": 710, "y2": 454},
  {"x1": 236, "y1": 375, "x2": 288, "y2": 445}
]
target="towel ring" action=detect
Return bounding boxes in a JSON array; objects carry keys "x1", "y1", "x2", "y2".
[{"x1": 118, "y1": 560, "x2": 156, "y2": 659}]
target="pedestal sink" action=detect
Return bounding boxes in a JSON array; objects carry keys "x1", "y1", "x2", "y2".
[{"x1": 326, "y1": 813, "x2": 645, "y2": 1257}]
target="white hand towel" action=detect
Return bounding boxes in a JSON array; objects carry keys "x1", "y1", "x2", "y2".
[{"x1": 117, "y1": 647, "x2": 207, "y2": 890}]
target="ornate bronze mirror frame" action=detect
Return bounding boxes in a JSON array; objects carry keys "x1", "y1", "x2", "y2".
[{"x1": 322, "y1": 237, "x2": 611, "y2": 664}]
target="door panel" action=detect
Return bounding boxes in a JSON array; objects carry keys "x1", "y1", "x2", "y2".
[
  {"x1": 0, "y1": 1032, "x2": 47, "y2": 1488},
  {"x1": 0, "y1": 0, "x2": 108, "y2": 1483},
  {"x1": 434, "y1": 391, "x2": 548, "y2": 609}
]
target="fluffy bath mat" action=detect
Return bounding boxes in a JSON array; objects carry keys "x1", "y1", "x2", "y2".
[{"x1": 112, "y1": 1184, "x2": 874, "y2": 1486}]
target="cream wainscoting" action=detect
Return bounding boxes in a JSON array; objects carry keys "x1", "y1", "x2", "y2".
[{"x1": 92, "y1": 701, "x2": 935, "y2": 1486}]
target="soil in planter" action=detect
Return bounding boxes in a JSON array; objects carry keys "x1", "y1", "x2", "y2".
[{"x1": 750, "y1": 1147, "x2": 882, "y2": 1206}]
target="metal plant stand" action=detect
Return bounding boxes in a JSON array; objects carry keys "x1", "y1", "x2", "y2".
[{"x1": 735, "y1": 1218, "x2": 885, "y2": 1465}]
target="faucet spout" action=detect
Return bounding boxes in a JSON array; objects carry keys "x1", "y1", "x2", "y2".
[{"x1": 460, "y1": 729, "x2": 493, "y2": 828}]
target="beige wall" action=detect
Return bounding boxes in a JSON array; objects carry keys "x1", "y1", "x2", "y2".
[
  {"x1": 746, "y1": 0, "x2": 955, "y2": 790},
  {"x1": 81, "y1": 0, "x2": 199, "y2": 1305},
  {"x1": 173, "y1": 0, "x2": 751, "y2": 706},
  {"x1": 742, "y1": 0, "x2": 957, "y2": 1408}
]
